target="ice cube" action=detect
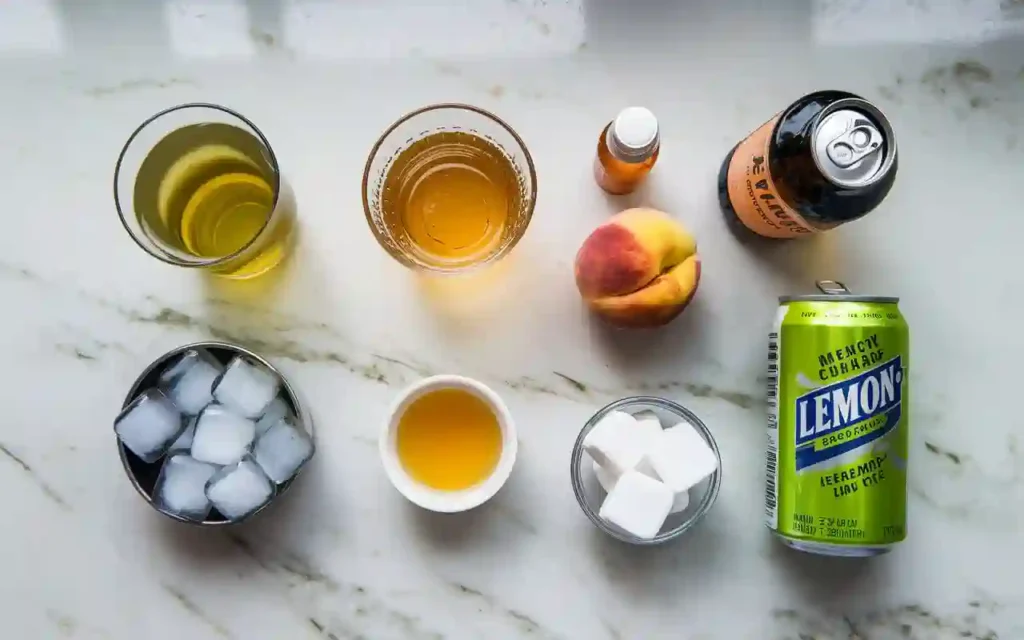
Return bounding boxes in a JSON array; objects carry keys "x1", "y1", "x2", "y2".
[
  {"x1": 114, "y1": 389, "x2": 186, "y2": 463},
  {"x1": 205, "y1": 457, "x2": 275, "y2": 521},
  {"x1": 159, "y1": 349, "x2": 224, "y2": 415},
  {"x1": 212, "y1": 357, "x2": 280, "y2": 418},
  {"x1": 168, "y1": 417, "x2": 197, "y2": 453},
  {"x1": 253, "y1": 417, "x2": 314, "y2": 484},
  {"x1": 153, "y1": 454, "x2": 219, "y2": 521},
  {"x1": 255, "y1": 396, "x2": 292, "y2": 438},
  {"x1": 191, "y1": 404, "x2": 256, "y2": 465}
]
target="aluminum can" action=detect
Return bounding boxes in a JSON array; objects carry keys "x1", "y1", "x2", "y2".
[
  {"x1": 768, "y1": 281, "x2": 909, "y2": 556},
  {"x1": 719, "y1": 91, "x2": 897, "y2": 238}
]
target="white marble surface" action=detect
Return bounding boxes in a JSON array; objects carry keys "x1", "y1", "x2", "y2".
[{"x1": 1, "y1": 1, "x2": 1023, "y2": 638}]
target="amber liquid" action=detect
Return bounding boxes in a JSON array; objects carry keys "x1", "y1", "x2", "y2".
[
  {"x1": 396, "y1": 387, "x2": 502, "y2": 491},
  {"x1": 380, "y1": 131, "x2": 522, "y2": 267}
]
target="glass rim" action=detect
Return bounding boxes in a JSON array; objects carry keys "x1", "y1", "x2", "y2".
[
  {"x1": 361, "y1": 102, "x2": 538, "y2": 273},
  {"x1": 113, "y1": 102, "x2": 282, "y2": 268},
  {"x1": 570, "y1": 396, "x2": 723, "y2": 546}
]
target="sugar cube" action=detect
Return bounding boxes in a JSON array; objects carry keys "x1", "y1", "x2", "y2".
[
  {"x1": 583, "y1": 410, "x2": 661, "y2": 476},
  {"x1": 671, "y1": 488, "x2": 690, "y2": 514},
  {"x1": 639, "y1": 422, "x2": 719, "y2": 494},
  {"x1": 598, "y1": 470, "x2": 674, "y2": 540},
  {"x1": 634, "y1": 409, "x2": 662, "y2": 432},
  {"x1": 594, "y1": 458, "x2": 689, "y2": 514},
  {"x1": 633, "y1": 410, "x2": 665, "y2": 457}
]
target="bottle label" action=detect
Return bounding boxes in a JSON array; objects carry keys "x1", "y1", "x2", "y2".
[{"x1": 726, "y1": 115, "x2": 816, "y2": 238}]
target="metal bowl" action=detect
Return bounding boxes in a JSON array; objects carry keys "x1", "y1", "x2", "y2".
[
  {"x1": 570, "y1": 396, "x2": 722, "y2": 545},
  {"x1": 117, "y1": 341, "x2": 314, "y2": 526}
]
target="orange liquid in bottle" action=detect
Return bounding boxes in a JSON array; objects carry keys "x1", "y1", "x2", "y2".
[{"x1": 594, "y1": 123, "x2": 660, "y2": 195}]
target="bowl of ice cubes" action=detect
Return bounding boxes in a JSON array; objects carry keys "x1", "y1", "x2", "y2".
[
  {"x1": 570, "y1": 396, "x2": 721, "y2": 545},
  {"x1": 115, "y1": 341, "x2": 315, "y2": 526}
]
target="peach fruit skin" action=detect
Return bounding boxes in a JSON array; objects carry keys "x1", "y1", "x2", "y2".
[{"x1": 574, "y1": 208, "x2": 701, "y2": 328}]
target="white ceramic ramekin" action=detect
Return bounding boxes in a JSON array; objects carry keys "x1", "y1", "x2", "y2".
[{"x1": 380, "y1": 375, "x2": 517, "y2": 513}]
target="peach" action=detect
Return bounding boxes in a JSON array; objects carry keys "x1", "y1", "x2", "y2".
[{"x1": 574, "y1": 208, "x2": 700, "y2": 328}]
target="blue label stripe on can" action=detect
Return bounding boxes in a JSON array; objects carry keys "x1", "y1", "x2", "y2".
[{"x1": 793, "y1": 355, "x2": 904, "y2": 471}]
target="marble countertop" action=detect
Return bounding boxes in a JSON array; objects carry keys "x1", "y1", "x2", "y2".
[{"x1": 2, "y1": 1, "x2": 1023, "y2": 638}]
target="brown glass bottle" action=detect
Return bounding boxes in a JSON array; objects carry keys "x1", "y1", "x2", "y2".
[{"x1": 593, "y1": 107, "x2": 660, "y2": 195}]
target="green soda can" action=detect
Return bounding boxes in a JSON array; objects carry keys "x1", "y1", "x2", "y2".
[{"x1": 767, "y1": 280, "x2": 909, "y2": 556}]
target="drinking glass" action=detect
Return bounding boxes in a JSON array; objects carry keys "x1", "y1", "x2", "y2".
[
  {"x1": 114, "y1": 103, "x2": 296, "y2": 279},
  {"x1": 362, "y1": 103, "x2": 537, "y2": 272}
]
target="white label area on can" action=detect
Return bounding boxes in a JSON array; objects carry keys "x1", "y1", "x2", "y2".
[{"x1": 765, "y1": 304, "x2": 787, "y2": 530}]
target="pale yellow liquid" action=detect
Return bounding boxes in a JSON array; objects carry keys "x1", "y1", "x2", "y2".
[
  {"x1": 380, "y1": 131, "x2": 522, "y2": 267},
  {"x1": 134, "y1": 123, "x2": 294, "y2": 278},
  {"x1": 396, "y1": 388, "x2": 502, "y2": 491}
]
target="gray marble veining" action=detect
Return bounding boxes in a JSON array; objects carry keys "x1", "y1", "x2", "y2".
[{"x1": 0, "y1": 1, "x2": 1021, "y2": 639}]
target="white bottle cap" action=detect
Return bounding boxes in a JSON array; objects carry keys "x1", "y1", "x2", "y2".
[{"x1": 608, "y1": 107, "x2": 659, "y2": 162}]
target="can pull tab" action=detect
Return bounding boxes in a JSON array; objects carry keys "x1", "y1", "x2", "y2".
[
  {"x1": 825, "y1": 121, "x2": 883, "y2": 169},
  {"x1": 816, "y1": 280, "x2": 851, "y2": 295}
]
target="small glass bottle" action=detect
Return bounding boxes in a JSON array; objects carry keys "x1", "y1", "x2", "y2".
[{"x1": 593, "y1": 107, "x2": 660, "y2": 195}]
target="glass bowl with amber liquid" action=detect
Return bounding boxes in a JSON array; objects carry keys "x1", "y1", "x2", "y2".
[{"x1": 362, "y1": 104, "x2": 537, "y2": 272}]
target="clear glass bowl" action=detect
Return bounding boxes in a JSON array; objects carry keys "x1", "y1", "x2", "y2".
[{"x1": 570, "y1": 396, "x2": 722, "y2": 545}]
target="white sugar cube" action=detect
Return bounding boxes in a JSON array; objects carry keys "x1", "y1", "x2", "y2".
[
  {"x1": 583, "y1": 410, "x2": 662, "y2": 476},
  {"x1": 634, "y1": 409, "x2": 662, "y2": 432},
  {"x1": 632, "y1": 413, "x2": 665, "y2": 459},
  {"x1": 594, "y1": 459, "x2": 689, "y2": 514},
  {"x1": 671, "y1": 488, "x2": 690, "y2": 514},
  {"x1": 639, "y1": 422, "x2": 719, "y2": 493},
  {"x1": 598, "y1": 470, "x2": 674, "y2": 540}
]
